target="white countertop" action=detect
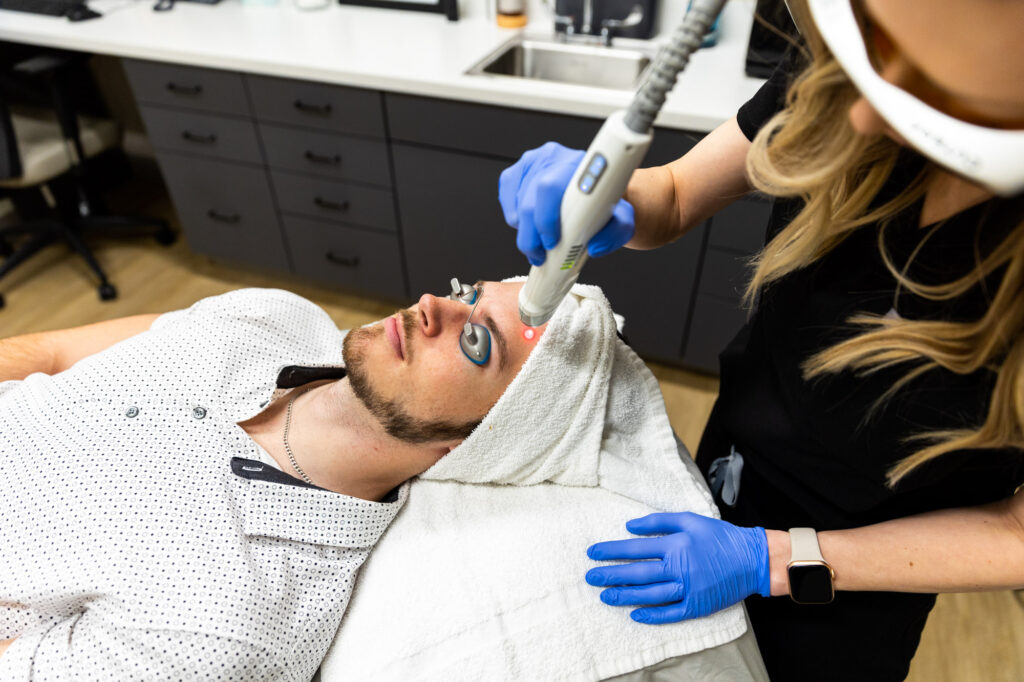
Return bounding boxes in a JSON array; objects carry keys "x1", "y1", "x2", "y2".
[{"x1": 0, "y1": 0, "x2": 764, "y2": 132}]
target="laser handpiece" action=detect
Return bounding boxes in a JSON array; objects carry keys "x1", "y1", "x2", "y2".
[{"x1": 517, "y1": 0, "x2": 727, "y2": 327}]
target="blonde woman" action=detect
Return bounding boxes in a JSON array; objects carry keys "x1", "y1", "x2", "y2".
[{"x1": 498, "y1": 0, "x2": 1024, "y2": 679}]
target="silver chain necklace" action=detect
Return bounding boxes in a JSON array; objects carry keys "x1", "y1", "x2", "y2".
[{"x1": 283, "y1": 390, "x2": 314, "y2": 485}]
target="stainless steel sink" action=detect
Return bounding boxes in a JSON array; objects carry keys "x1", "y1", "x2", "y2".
[{"x1": 466, "y1": 37, "x2": 654, "y2": 91}]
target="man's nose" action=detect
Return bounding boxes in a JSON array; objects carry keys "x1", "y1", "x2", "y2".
[{"x1": 416, "y1": 294, "x2": 464, "y2": 338}]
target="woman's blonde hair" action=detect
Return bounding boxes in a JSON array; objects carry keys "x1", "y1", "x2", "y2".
[{"x1": 743, "y1": 0, "x2": 1024, "y2": 485}]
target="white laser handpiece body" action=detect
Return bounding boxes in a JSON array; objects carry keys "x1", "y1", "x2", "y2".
[
  {"x1": 515, "y1": 0, "x2": 726, "y2": 327},
  {"x1": 517, "y1": 111, "x2": 652, "y2": 327}
]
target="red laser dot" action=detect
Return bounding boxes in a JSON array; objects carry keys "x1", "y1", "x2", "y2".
[{"x1": 522, "y1": 326, "x2": 537, "y2": 341}]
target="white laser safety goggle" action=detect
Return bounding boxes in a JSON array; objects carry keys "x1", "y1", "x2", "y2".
[{"x1": 806, "y1": 0, "x2": 1024, "y2": 196}]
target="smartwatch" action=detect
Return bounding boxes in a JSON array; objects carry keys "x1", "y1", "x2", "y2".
[{"x1": 787, "y1": 527, "x2": 836, "y2": 604}]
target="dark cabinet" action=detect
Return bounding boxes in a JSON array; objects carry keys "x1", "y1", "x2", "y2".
[
  {"x1": 580, "y1": 230, "x2": 704, "y2": 362},
  {"x1": 283, "y1": 217, "x2": 406, "y2": 300},
  {"x1": 393, "y1": 144, "x2": 525, "y2": 295},
  {"x1": 247, "y1": 75, "x2": 386, "y2": 138},
  {"x1": 387, "y1": 94, "x2": 603, "y2": 158},
  {"x1": 122, "y1": 60, "x2": 250, "y2": 117},
  {"x1": 156, "y1": 154, "x2": 290, "y2": 272},
  {"x1": 388, "y1": 95, "x2": 712, "y2": 365},
  {"x1": 125, "y1": 55, "x2": 771, "y2": 373},
  {"x1": 392, "y1": 143, "x2": 705, "y2": 363},
  {"x1": 682, "y1": 196, "x2": 771, "y2": 372}
]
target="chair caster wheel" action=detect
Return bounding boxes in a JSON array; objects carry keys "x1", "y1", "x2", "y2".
[
  {"x1": 99, "y1": 283, "x2": 117, "y2": 301},
  {"x1": 155, "y1": 229, "x2": 176, "y2": 246},
  {"x1": 0, "y1": 293, "x2": 5, "y2": 309}
]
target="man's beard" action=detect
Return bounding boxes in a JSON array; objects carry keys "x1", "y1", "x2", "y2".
[{"x1": 342, "y1": 310, "x2": 482, "y2": 445}]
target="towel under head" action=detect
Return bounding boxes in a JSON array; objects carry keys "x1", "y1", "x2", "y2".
[
  {"x1": 323, "y1": 281, "x2": 747, "y2": 681},
  {"x1": 423, "y1": 280, "x2": 617, "y2": 487}
]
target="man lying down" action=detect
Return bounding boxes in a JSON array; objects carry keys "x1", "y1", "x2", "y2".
[{"x1": 0, "y1": 281, "x2": 766, "y2": 680}]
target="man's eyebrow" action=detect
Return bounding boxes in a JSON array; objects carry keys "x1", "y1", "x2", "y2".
[{"x1": 481, "y1": 311, "x2": 509, "y2": 373}]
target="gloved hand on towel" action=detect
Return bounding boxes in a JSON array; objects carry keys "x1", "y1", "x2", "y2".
[{"x1": 585, "y1": 512, "x2": 771, "y2": 624}]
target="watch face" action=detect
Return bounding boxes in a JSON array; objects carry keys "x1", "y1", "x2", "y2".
[{"x1": 788, "y1": 563, "x2": 834, "y2": 604}]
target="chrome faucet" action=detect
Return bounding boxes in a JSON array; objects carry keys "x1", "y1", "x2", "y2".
[
  {"x1": 599, "y1": 3, "x2": 645, "y2": 46},
  {"x1": 580, "y1": 0, "x2": 595, "y2": 35},
  {"x1": 554, "y1": 13, "x2": 576, "y2": 40},
  {"x1": 551, "y1": 0, "x2": 646, "y2": 47}
]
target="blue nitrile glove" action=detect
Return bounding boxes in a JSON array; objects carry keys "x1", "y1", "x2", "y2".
[
  {"x1": 498, "y1": 141, "x2": 636, "y2": 266},
  {"x1": 585, "y1": 512, "x2": 771, "y2": 624}
]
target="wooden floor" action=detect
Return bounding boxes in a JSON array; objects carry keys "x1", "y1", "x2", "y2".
[{"x1": 2, "y1": 168, "x2": 1021, "y2": 681}]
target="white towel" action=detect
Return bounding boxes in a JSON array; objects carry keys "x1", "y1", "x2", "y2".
[
  {"x1": 423, "y1": 280, "x2": 617, "y2": 487},
  {"x1": 320, "y1": 282, "x2": 746, "y2": 681}
]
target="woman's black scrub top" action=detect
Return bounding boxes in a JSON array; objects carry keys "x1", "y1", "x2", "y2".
[{"x1": 694, "y1": 57, "x2": 1024, "y2": 682}]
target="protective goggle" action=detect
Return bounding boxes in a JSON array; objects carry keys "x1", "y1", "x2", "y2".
[
  {"x1": 448, "y1": 278, "x2": 491, "y2": 366},
  {"x1": 806, "y1": 0, "x2": 1024, "y2": 196}
]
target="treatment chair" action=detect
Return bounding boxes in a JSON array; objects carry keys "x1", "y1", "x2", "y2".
[{"x1": 0, "y1": 49, "x2": 174, "y2": 309}]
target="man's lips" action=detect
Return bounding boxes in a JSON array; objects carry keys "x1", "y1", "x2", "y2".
[{"x1": 385, "y1": 315, "x2": 405, "y2": 361}]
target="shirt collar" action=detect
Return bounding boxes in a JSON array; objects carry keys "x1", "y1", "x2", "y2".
[{"x1": 228, "y1": 462, "x2": 408, "y2": 548}]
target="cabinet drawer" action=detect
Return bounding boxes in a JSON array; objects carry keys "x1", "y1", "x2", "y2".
[
  {"x1": 259, "y1": 123, "x2": 391, "y2": 186},
  {"x1": 156, "y1": 153, "x2": 289, "y2": 271},
  {"x1": 122, "y1": 59, "x2": 249, "y2": 117},
  {"x1": 247, "y1": 75, "x2": 384, "y2": 138},
  {"x1": 707, "y1": 197, "x2": 771, "y2": 253},
  {"x1": 139, "y1": 106, "x2": 262, "y2": 164},
  {"x1": 385, "y1": 93, "x2": 700, "y2": 165},
  {"x1": 699, "y1": 248, "x2": 752, "y2": 302},
  {"x1": 387, "y1": 93, "x2": 601, "y2": 160},
  {"x1": 271, "y1": 171, "x2": 396, "y2": 232},
  {"x1": 284, "y1": 217, "x2": 406, "y2": 300}
]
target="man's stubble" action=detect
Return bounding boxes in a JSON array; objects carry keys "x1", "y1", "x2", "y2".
[{"x1": 342, "y1": 310, "x2": 481, "y2": 444}]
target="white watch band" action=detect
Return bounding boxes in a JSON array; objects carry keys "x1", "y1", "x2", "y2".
[{"x1": 788, "y1": 527, "x2": 826, "y2": 563}]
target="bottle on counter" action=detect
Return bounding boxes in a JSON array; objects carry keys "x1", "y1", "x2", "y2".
[{"x1": 496, "y1": 0, "x2": 527, "y2": 28}]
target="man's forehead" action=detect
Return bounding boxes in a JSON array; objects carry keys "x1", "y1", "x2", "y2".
[{"x1": 473, "y1": 279, "x2": 516, "y2": 289}]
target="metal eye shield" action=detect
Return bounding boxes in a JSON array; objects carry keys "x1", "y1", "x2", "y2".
[{"x1": 449, "y1": 278, "x2": 491, "y2": 366}]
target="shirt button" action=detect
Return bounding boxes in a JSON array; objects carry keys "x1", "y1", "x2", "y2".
[
  {"x1": 125, "y1": 406, "x2": 139, "y2": 418},
  {"x1": 192, "y1": 406, "x2": 207, "y2": 419}
]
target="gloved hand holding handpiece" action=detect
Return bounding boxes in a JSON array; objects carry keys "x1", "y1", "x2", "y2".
[{"x1": 498, "y1": 141, "x2": 636, "y2": 267}]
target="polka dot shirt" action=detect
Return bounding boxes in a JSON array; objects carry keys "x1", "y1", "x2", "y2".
[{"x1": 0, "y1": 288, "x2": 408, "y2": 681}]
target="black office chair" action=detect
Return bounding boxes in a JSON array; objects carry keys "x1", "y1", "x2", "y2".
[{"x1": 0, "y1": 49, "x2": 175, "y2": 309}]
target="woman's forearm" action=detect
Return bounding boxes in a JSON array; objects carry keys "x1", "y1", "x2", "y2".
[
  {"x1": 624, "y1": 165, "x2": 688, "y2": 249},
  {"x1": 0, "y1": 637, "x2": 17, "y2": 658},
  {"x1": 765, "y1": 488, "x2": 1024, "y2": 596},
  {"x1": 625, "y1": 116, "x2": 754, "y2": 250}
]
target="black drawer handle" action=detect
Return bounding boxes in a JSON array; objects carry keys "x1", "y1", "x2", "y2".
[
  {"x1": 314, "y1": 196, "x2": 350, "y2": 212},
  {"x1": 166, "y1": 82, "x2": 203, "y2": 95},
  {"x1": 325, "y1": 252, "x2": 359, "y2": 268},
  {"x1": 293, "y1": 99, "x2": 333, "y2": 115},
  {"x1": 304, "y1": 150, "x2": 341, "y2": 166},
  {"x1": 207, "y1": 209, "x2": 240, "y2": 224},
  {"x1": 182, "y1": 130, "x2": 217, "y2": 145}
]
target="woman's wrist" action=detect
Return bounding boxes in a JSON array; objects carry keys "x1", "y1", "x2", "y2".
[{"x1": 765, "y1": 529, "x2": 792, "y2": 597}]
